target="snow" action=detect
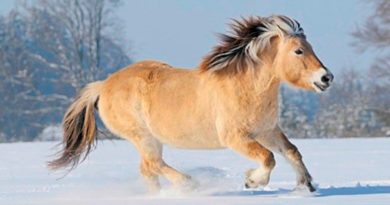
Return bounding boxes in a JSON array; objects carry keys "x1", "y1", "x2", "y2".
[{"x1": 1, "y1": 138, "x2": 390, "y2": 204}]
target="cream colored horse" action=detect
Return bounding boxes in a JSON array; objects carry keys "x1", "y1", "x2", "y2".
[{"x1": 49, "y1": 15, "x2": 333, "y2": 193}]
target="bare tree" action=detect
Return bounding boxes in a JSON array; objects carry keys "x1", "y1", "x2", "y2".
[
  {"x1": 25, "y1": 0, "x2": 125, "y2": 90},
  {"x1": 0, "y1": 0, "x2": 130, "y2": 141},
  {"x1": 352, "y1": 0, "x2": 390, "y2": 85},
  {"x1": 352, "y1": 0, "x2": 390, "y2": 51},
  {"x1": 352, "y1": 0, "x2": 390, "y2": 134}
]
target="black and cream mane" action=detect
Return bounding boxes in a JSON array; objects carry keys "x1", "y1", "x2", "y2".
[{"x1": 200, "y1": 15, "x2": 305, "y2": 74}]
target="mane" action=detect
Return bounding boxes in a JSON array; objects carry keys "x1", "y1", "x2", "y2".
[{"x1": 199, "y1": 15, "x2": 305, "y2": 75}]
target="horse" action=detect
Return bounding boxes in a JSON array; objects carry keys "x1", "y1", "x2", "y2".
[{"x1": 49, "y1": 15, "x2": 333, "y2": 193}]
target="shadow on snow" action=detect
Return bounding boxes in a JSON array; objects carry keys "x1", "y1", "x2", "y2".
[
  {"x1": 212, "y1": 185, "x2": 390, "y2": 197},
  {"x1": 317, "y1": 185, "x2": 390, "y2": 197}
]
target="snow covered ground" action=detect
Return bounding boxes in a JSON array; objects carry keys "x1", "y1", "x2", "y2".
[{"x1": 1, "y1": 138, "x2": 389, "y2": 204}]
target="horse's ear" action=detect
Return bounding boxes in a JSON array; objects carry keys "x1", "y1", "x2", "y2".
[
  {"x1": 262, "y1": 35, "x2": 280, "y2": 63},
  {"x1": 270, "y1": 35, "x2": 280, "y2": 44}
]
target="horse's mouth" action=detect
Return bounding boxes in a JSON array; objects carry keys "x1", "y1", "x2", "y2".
[{"x1": 314, "y1": 82, "x2": 328, "y2": 92}]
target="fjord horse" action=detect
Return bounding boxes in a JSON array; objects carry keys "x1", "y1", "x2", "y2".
[{"x1": 49, "y1": 15, "x2": 333, "y2": 193}]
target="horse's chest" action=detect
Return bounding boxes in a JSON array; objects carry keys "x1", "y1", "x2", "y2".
[
  {"x1": 246, "y1": 100, "x2": 279, "y2": 132},
  {"x1": 257, "y1": 107, "x2": 278, "y2": 130}
]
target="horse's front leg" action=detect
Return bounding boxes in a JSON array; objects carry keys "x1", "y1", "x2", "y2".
[
  {"x1": 259, "y1": 128, "x2": 315, "y2": 192},
  {"x1": 222, "y1": 130, "x2": 276, "y2": 188}
]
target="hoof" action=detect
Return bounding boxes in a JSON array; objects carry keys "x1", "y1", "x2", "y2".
[
  {"x1": 295, "y1": 181, "x2": 316, "y2": 192},
  {"x1": 245, "y1": 168, "x2": 270, "y2": 189},
  {"x1": 177, "y1": 176, "x2": 199, "y2": 191},
  {"x1": 245, "y1": 179, "x2": 258, "y2": 189},
  {"x1": 306, "y1": 181, "x2": 316, "y2": 192}
]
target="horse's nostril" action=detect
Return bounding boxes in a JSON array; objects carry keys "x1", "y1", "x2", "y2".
[
  {"x1": 321, "y1": 75, "x2": 329, "y2": 83},
  {"x1": 321, "y1": 73, "x2": 333, "y2": 84}
]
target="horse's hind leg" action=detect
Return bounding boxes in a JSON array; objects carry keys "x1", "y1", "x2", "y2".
[
  {"x1": 130, "y1": 134, "x2": 192, "y2": 192},
  {"x1": 128, "y1": 134, "x2": 161, "y2": 193}
]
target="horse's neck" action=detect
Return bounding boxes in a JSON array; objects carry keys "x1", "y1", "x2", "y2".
[
  {"x1": 253, "y1": 65, "x2": 280, "y2": 96},
  {"x1": 213, "y1": 65, "x2": 280, "y2": 110},
  {"x1": 238, "y1": 64, "x2": 280, "y2": 99}
]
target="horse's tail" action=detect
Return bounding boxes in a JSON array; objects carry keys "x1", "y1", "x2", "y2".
[{"x1": 48, "y1": 81, "x2": 103, "y2": 170}]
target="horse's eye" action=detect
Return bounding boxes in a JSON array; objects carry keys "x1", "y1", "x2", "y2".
[{"x1": 294, "y1": 48, "x2": 304, "y2": 55}]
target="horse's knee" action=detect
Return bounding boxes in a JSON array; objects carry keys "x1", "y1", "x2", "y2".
[
  {"x1": 264, "y1": 151, "x2": 276, "y2": 169},
  {"x1": 245, "y1": 141, "x2": 275, "y2": 169}
]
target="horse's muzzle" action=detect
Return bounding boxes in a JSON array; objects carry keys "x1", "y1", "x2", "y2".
[{"x1": 312, "y1": 68, "x2": 333, "y2": 92}]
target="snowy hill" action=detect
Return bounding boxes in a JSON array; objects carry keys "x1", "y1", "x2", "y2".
[{"x1": 1, "y1": 138, "x2": 390, "y2": 204}]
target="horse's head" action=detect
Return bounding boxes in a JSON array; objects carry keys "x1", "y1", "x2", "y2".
[
  {"x1": 200, "y1": 15, "x2": 333, "y2": 92},
  {"x1": 272, "y1": 17, "x2": 334, "y2": 92}
]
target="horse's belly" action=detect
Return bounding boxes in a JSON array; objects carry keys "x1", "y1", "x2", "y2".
[
  {"x1": 160, "y1": 136, "x2": 224, "y2": 149},
  {"x1": 156, "y1": 133, "x2": 224, "y2": 149}
]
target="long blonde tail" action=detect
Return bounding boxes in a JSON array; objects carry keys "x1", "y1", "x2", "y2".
[{"x1": 48, "y1": 81, "x2": 103, "y2": 170}]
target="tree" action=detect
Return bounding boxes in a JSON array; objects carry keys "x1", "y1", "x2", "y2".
[
  {"x1": 352, "y1": 0, "x2": 390, "y2": 135},
  {"x1": 0, "y1": 0, "x2": 131, "y2": 141},
  {"x1": 26, "y1": 0, "x2": 127, "y2": 90}
]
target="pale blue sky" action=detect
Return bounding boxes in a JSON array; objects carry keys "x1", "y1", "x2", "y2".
[{"x1": 0, "y1": 0, "x2": 375, "y2": 74}]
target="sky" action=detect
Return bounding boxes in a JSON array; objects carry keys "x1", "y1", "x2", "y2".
[{"x1": 0, "y1": 0, "x2": 375, "y2": 74}]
